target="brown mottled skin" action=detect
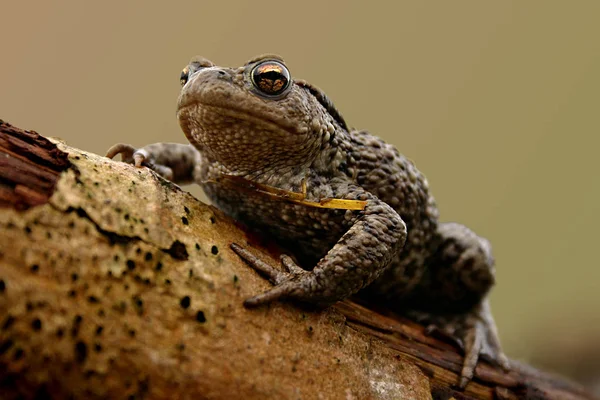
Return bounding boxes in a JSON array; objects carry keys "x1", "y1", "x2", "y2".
[{"x1": 107, "y1": 54, "x2": 509, "y2": 388}]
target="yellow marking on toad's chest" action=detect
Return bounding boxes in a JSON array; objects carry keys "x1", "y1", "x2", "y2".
[{"x1": 206, "y1": 175, "x2": 367, "y2": 211}]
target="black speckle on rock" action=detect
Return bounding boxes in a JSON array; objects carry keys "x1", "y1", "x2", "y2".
[
  {"x1": 87, "y1": 296, "x2": 100, "y2": 304},
  {"x1": 13, "y1": 347, "x2": 24, "y2": 360},
  {"x1": 96, "y1": 325, "x2": 104, "y2": 336},
  {"x1": 138, "y1": 378, "x2": 150, "y2": 396},
  {"x1": 0, "y1": 339, "x2": 14, "y2": 355},
  {"x1": 196, "y1": 311, "x2": 206, "y2": 323},
  {"x1": 94, "y1": 343, "x2": 103, "y2": 353},
  {"x1": 24, "y1": 226, "x2": 32, "y2": 234},
  {"x1": 71, "y1": 315, "x2": 83, "y2": 337},
  {"x1": 155, "y1": 262, "x2": 163, "y2": 271},
  {"x1": 127, "y1": 259, "x2": 136, "y2": 270},
  {"x1": 3, "y1": 315, "x2": 16, "y2": 330},
  {"x1": 31, "y1": 318, "x2": 42, "y2": 331},
  {"x1": 30, "y1": 264, "x2": 39, "y2": 273},
  {"x1": 114, "y1": 301, "x2": 127, "y2": 314},
  {"x1": 71, "y1": 273, "x2": 79, "y2": 282},
  {"x1": 211, "y1": 245, "x2": 219, "y2": 255},
  {"x1": 180, "y1": 296, "x2": 191, "y2": 309},
  {"x1": 68, "y1": 289, "x2": 77, "y2": 298},
  {"x1": 181, "y1": 216, "x2": 189, "y2": 225},
  {"x1": 184, "y1": 206, "x2": 190, "y2": 214},
  {"x1": 75, "y1": 341, "x2": 87, "y2": 363},
  {"x1": 56, "y1": 327, "x2": 65, "y2": 338},
  {"x1": 210, "y1": 216, "x2": 216, "y2": 224},
  {"x1": 145, "y1": 252, "x2": 153, "y2": 261},
  {"x1": 233, "y1": 275, "x2": 239, "y2": 284},
  {"x1": 0, "y1": 279, "x2": 5, "y2": 293},
  {"x1": 133, "y1": 296, "x2": 143, "y2": 315},
  {"x1": 195, "y1": 243, "x2": 200, "y2": 250},
  {"x1": 165, "y1": 240, "x2": 188, "y2": 260},
  {"x1": 128, "y1": 329, "x2": 136, "y2": 338},
  {"x1": 124, "y1": 214, "x2": 130, "y2": 221}
]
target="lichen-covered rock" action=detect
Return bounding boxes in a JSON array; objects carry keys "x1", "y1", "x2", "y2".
[{"x1": 0, "y1": 127, "x2": 431, "y2": 399}]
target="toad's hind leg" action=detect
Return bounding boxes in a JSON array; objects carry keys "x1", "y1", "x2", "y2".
[{"x1": 409, "y1": 222, "x2": 509, "y2": 388}]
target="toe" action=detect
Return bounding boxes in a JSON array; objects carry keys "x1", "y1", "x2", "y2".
[
  {"x1": 133, "y1": 151, "x2": 147, "y2": 167},
  {"x1": 106, "y1": 143, "x2": 136, "y2": 160},
  {"x1": 459, "y1": 321, "x2": 484, "y2": 389},
  {"x1": 231, "y1": 243, "x2": 286, "y2": 284},
  {"x1": 280, "y1": 255, "x2": 306, "y2": 275},
  {"x1": 243, "y1": 282, "x2": 296, "y2": 307}
]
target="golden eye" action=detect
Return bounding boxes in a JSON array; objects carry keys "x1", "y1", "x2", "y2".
[
  {"x1": 180, "y1": 66, "x2": 190, "y2": 86},
  {"x1": 180, "y1": 57, "x2": 216, "y2": 86},
  {"x1": 251, "y1": 60, "x2": 291, "y2": 96}
]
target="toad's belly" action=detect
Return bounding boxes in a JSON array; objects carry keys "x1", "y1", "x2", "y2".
[{"x1": 203, "y1": 182, "x2": 352, "y2": 263}]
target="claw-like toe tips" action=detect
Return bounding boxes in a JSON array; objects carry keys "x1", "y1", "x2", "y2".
[{"x1": 242, "y1": 283, "x2": 295, "y2": 308}]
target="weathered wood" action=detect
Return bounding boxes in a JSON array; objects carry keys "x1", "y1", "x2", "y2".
[
  {"x1": 0, "y1": 121, "x2": 595, "y2": 400},
  {"x1": 0, "y1": 120, "x2": 69, "y2": 209}
]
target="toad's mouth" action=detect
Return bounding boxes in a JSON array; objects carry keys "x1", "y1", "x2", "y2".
[{"x1": 177, "y1": 101, "x2": 308, "y2": 138}]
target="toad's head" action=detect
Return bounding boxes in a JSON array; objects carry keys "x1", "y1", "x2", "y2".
[{"x1": 177, "y1": 55, "x2": 347, "y2": 175}]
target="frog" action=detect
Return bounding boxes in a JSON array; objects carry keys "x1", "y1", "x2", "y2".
[{"x1": 107, "y1": 54, "x2": 509, "y2": 388}]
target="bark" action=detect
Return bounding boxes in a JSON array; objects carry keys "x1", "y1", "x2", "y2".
[{"x1": 0, "y1": 120, "x2": 595, "y2": 400}]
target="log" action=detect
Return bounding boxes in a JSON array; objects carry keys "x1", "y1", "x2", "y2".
[{"x1": 0, "y1": 120, "x2": 595, "y2": 400}]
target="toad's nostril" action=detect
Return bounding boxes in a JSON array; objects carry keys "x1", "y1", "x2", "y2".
[{"x1": 217, "y1": 70, "x2": 226, "y2": 76}]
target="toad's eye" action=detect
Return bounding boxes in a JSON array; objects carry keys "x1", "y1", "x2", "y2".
[
  {"x1": 251, "y1": 60, "x2": 291, "y2": 96},
  {"x1": 180, "y1": 57, "x2": 216, "y2": 86},
  {"x1": 180, "y1": 66, "x2": 190, "y2": 86}
]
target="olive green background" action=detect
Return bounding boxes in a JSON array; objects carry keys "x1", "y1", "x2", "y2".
[{"x1": 2, "y1": 0, "x2": 599, "y2": 384}]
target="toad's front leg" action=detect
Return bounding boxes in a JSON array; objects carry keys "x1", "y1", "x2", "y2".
[
  {"x1": 106, "y1": 142, "x2": 202, "y2": 185},
  {"x1": 232, "y1": 194, "x2": 407, "y2": 307}
]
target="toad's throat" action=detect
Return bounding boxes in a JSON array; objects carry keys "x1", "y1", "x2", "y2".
[{"x1": 178, "y1": 102, "x2": 307, "y2": 138}]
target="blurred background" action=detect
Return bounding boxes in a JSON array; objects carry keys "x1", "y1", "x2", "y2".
[{"x1": 2, "y1": 0, "x2": 598, "y2": 392}]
